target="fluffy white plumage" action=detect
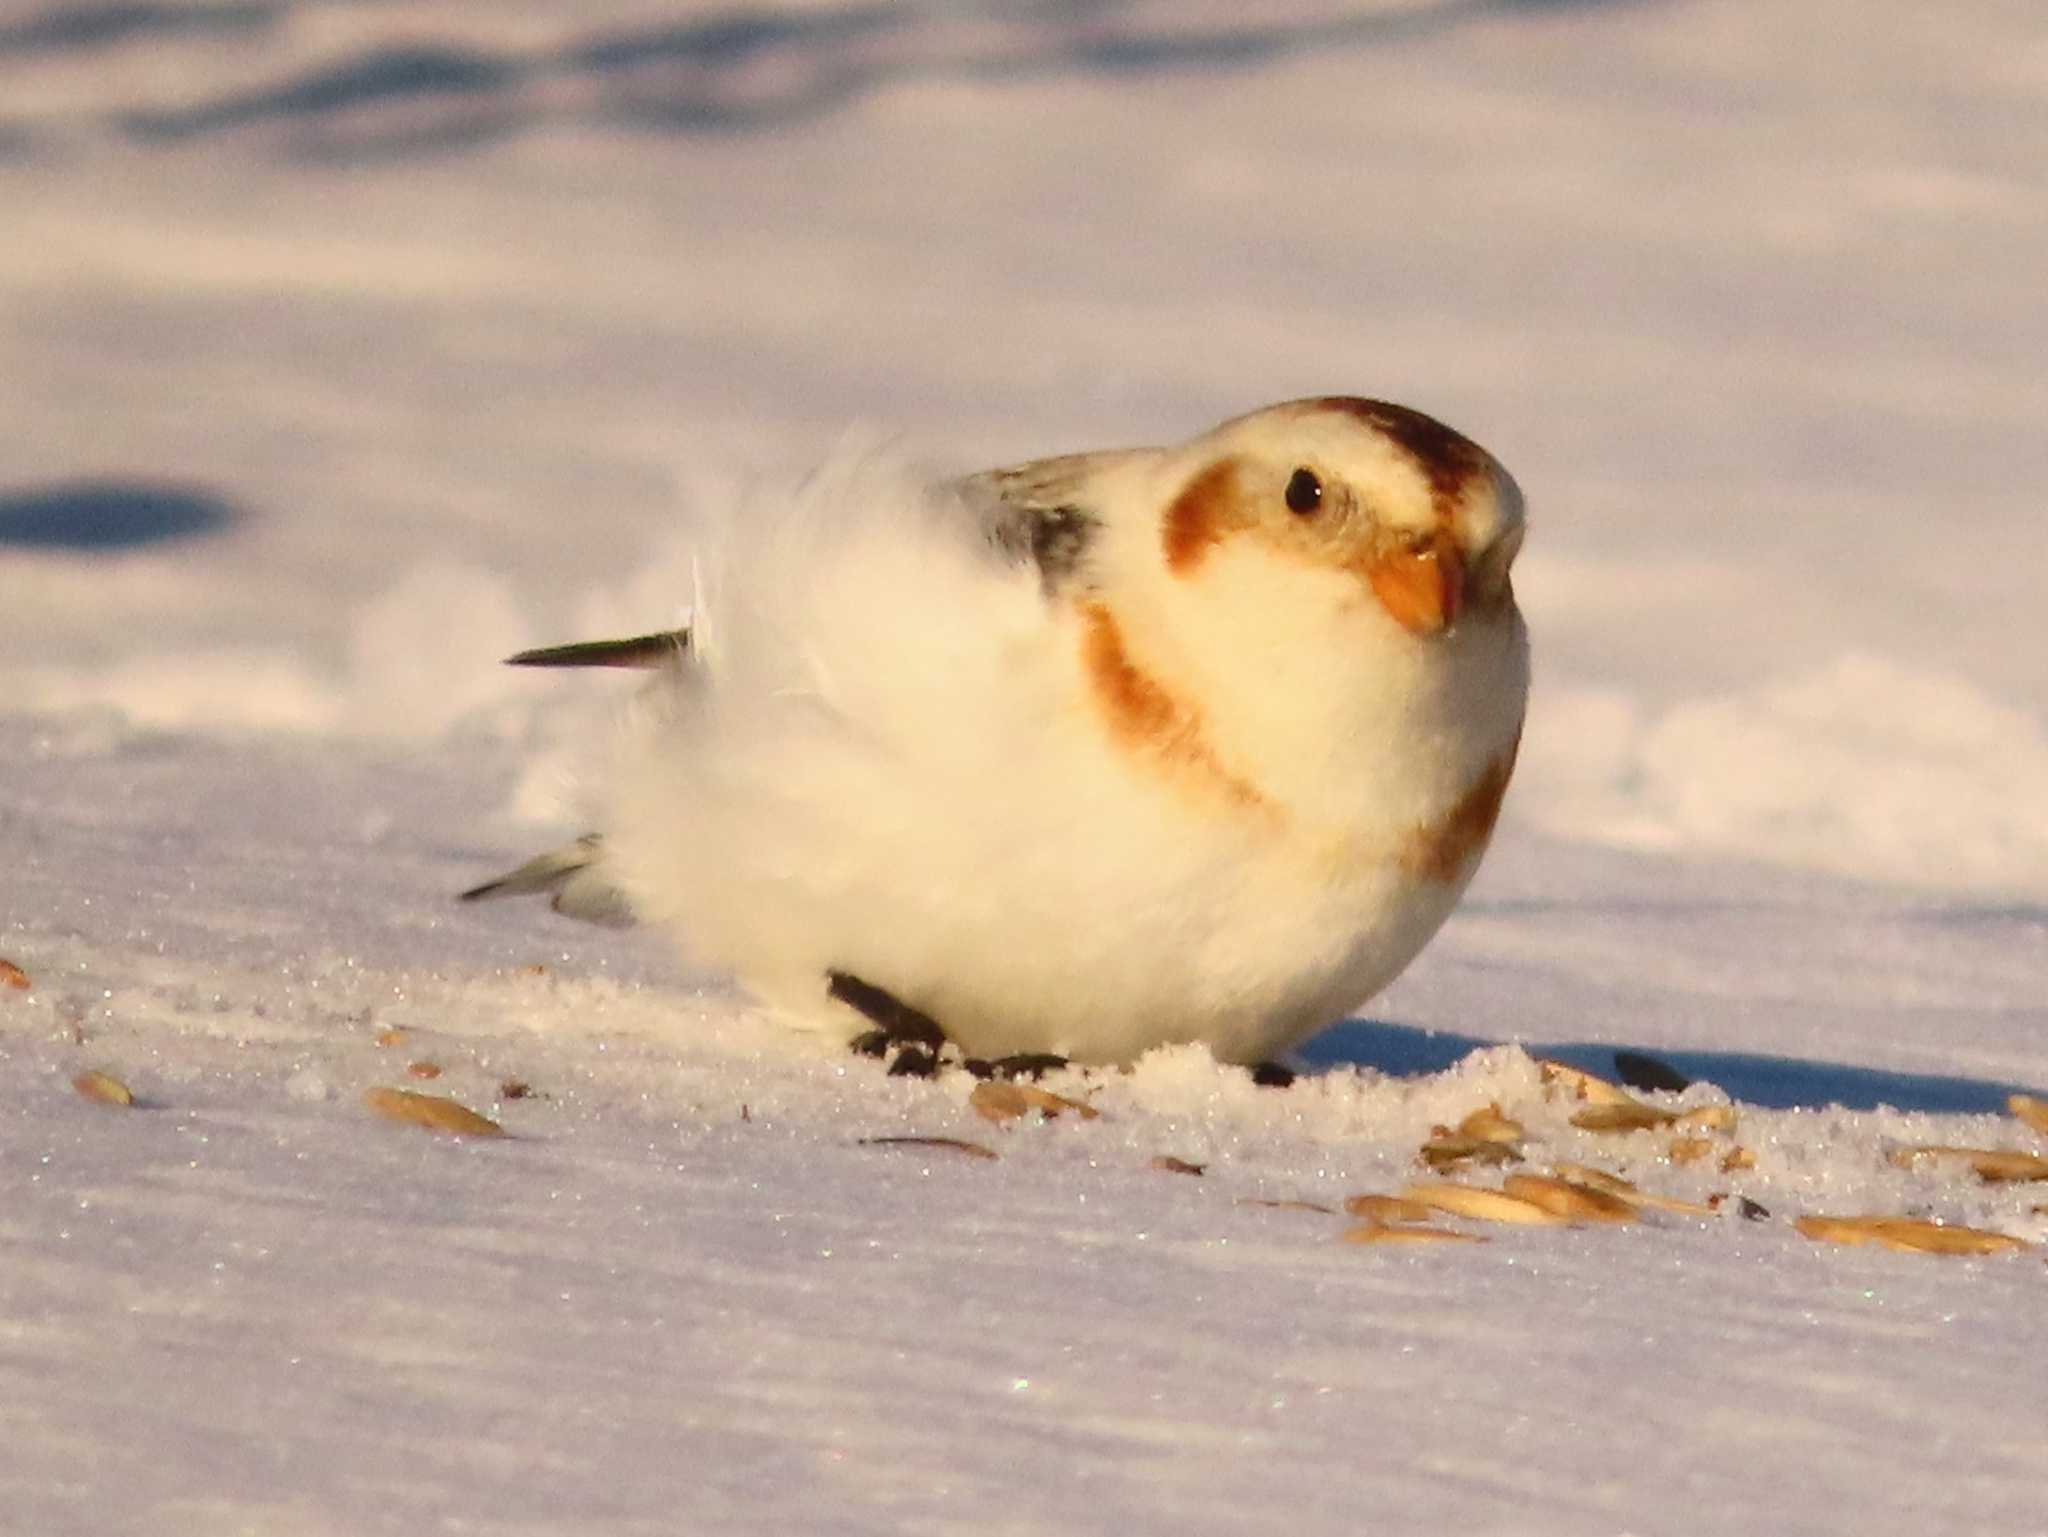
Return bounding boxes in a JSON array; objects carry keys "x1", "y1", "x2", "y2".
[{"x1": 471, "y1": 398, "x2": 1529, "y2": 1066}]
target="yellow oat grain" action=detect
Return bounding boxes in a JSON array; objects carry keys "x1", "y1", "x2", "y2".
[
  {"x1": 1796, "y1": 1214, "x2": 2026, "y2": 1256},
  {"x1": 363, "y1": 1086, "x2": 504, "y2": 1138},
  {"x1": 1536, "y1": 1060, "x2": 1632, "y2": 1106},
  {"x1": 1344, "y1": 1193, "x2": 1439, "y2": 1224},
  {"x1": 1456, "y1": 1102, "x2": 1525, "y2": 1144},
  {"x1": 1675, "y1": 1104, "x2": 1738, "y2": 1133},
  {"x1": 1399, "y1": 1181, "x2": 1568, "y2": 1226},
  {"x1": 1502, "y1": 1173, "x2": 1637, "y2": 1224},
  {"x1": 1549, "y1": 1164, "x2": 1716, "y2": 1216},
  {"x1": 1419, "y1": 1132, "x2": 1519, "y2": 1171},
  {"x1": 1888, "y1": 1146, "x2": 2048, "y2": 1183},
  {"x1": 970, "y1": 1080, "x2": 1099, "y2": 1124},
  {"x1": 1570, "y1": 1098, "x2": 1680, "y2": 1133},
  {"x1": 73, "y1": 1070, "x2": 134, "y2": 1108}
]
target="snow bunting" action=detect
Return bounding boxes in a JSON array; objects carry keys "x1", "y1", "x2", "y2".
[{"x1": 466, "y1": 397, "x2": 1528, "y2": 1069}]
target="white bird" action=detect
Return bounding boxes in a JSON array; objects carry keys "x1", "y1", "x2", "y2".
[{"x1": 465, "y1": 397, "x2": 1529, "y2": 1073}]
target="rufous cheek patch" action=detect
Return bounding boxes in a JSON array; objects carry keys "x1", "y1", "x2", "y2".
[{"x1": 1161, "y1": 457, "x2": 1251, "y2": 575}]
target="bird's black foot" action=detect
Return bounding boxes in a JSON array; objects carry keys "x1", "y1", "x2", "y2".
[
  {"x1": 963, "y1": 1053, "x2": 1071, "y2": 1081},
  {"x1": 886, "y1": 1047, "x2": 939, "y2": 1079},
  {"x1": 829, "y1": 969, "x2": 950, "y2": 1076},
  {"x1": 1249, "y1": 1061, "x2": 1297, "y2": 1089}
]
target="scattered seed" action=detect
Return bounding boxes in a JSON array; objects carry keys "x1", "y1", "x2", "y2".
[
  {"x1": 0, "y1": 958, "x2": 29, "y2": 991},
  {"x1": 1795, "y1": 1214, "x2": 2028, "y2": 1256},
  {"x1": 1796, "y1": 1215, "x2": 1875, "y2": 1246},
  {"x1": 1420, "y1": 1132, "x2": 1520, "y2": 1171},
  {"x1": 1150, "y1": 1155, "x2": 1205, "y2": 1176},
  {"x1": 363, "y1": 1086, "x2": 504, "y2": 1138},
  {"x1": 73, "y1": 1070, "x2": 134, "y2": 1108},
  {"x1": 1668, "y1": 1136, "x2": 1715, "y2": 1165},
  {"x1": 1034, "y1": 1087, "x2": 1100, "y2": 1121},
  {"x1": 1551, "y1": 1164, "x2": 1716, "y2": 1216},
  {"x1": 1502, "y1": 1173, "x2": 1637, "y2": 1224},
  {"x1": 405, "y1": 1061, "x2": 443, "y2": 1080},
  {"x1": 500, "y1": 1080, "x2": 534, "y2": 1100},
  {"x1": 1738, "y1": 1197, "x2": 1771, "y2": 1221},
  {"x1": 859, "y1": 1135, "x2": 998, "y2": 1160},
  {"x1": 1237, "y1": 1198, "x2": 1338, "y2": 1215},
  {"x1": 1457, "y1": 1102, "x2": 1525, "y2": 1144},
  {"x1": 1675, "y1": 1104, "x2": 1738, "y2": 1133},
  {"x1": 1537, "y1": 1059, "x2": 1632, "y2": 1106},
  {"x1": 1399, "y1": 1181, "x2": 1568, "y2": 1226},
  {"x1": 1571, "y1": 1098, "x2": 1679, "y2": 1133},
  {"x1": 1341, "y1": 1223, "x2": 1486, "y2": 1245},
  {"x1": 1344, "y1": 1193, "x2": 1439, "y2": 1223},
  {"x1": 1887, "y1": 1145, "x2": 2048, "y2": 1183},
  {"x1": 1553, "y1": 1163, "x2": 1632, "y2": 1194},
  {"x1": 970, "y1": 1079, "x2": 1099, "y2": 1124},
  {"x1": 2011, "y1": 1094, "x2": 2048, "y2": 1137},
  {"x1": 972, "y1": 1081, "x2": 1030, "y2": 1122},
  {"x1": 1417, "y1": 1107, "x2": 1527, "y2": 1174},
  {"x1": 373, "y1": 1028, "x2": 409, "y2": 1049},
  {"x1": 1720, "y1": 1146, "x2": 1757, "y2": 1173}
]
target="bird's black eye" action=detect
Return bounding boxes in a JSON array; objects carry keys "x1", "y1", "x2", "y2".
[{"x1": 1284, "y1": 468, "x2": 1323, "y2": 516}]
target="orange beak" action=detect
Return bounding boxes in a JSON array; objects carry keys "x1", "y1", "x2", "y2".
[{"x1": 1366, "y1": 533, "x2": 1464, "y2": 636}]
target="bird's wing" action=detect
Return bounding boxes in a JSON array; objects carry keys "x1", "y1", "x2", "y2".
[
  {"x1": 504, "y1": 628, "x2": 690, "y2": 669},
  {"x1": 459, "y1": 833, "x2": 636, "y2": 926},
  {"x1": 955, "y1": 450, "x2": 1123, "y2": 597}
]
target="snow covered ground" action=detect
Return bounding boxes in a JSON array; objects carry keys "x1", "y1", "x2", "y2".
[{"x1": 3, "y1": 2, "x2": 2046, "y2": 1532}]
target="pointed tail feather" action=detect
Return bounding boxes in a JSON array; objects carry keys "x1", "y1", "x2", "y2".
[{"x1": 460, "y1": 834, "x2": 636, "y2": 927}]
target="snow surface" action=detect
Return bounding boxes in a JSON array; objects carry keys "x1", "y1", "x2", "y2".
[{"x1": 3, "y1": 2, "x2": 2046, "y2": 1533}]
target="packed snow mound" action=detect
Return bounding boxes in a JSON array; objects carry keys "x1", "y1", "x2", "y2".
[{"x1": 1522, "y1": 654, "x2": 2048, "y2": 897}]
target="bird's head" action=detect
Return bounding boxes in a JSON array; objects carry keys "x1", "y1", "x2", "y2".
[{"x1": 1158, "y1": 396, "x2": 1524, "y2": 637}]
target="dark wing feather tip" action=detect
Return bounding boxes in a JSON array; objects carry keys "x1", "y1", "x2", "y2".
[{"x1": 505, "y1": 629, "x2": 690, "y2": 669}]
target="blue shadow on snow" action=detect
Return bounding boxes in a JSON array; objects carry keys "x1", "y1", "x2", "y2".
[
  {"x1": 1300, "y1": 1019, "x2": 2043, "y2": 1115},
  {"x1": 0, "y1": 480, "x2": 238, "y2": 550},
  {"x1": 96, "y1": 0, "x2": 1667, "y2": 158}
]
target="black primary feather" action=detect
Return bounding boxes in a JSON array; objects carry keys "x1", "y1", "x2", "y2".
[{"x1": 505, "y1": 629, "x2": 690, "y2": 669}]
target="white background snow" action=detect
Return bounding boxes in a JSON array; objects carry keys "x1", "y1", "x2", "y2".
[{"x1": 3, "y1": 2, "x2": 2046, "y2": 1532}]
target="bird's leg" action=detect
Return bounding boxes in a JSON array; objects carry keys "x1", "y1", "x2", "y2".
[
  {"x1": 963, "y1": 1053, "x2": 1071, "y2": 1082},
  {"x1": 825, "y1": 973, "x2": 1080, "y2": 1082},
  {"x1": 828, "y1": 970, "x2": 947, "y2": 1077}
]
